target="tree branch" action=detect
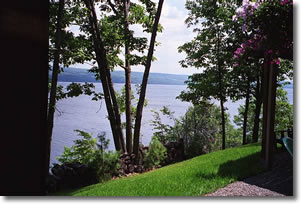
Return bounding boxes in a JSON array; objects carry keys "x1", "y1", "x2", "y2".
[
  {"x1": 119, "y1": 65, "x2": 127, "y2": 70},
  {"x1": 84, "y1": 61, "x2": 95, "y2": 67},
  {"x1": 107, "y1": 0, "x2": 119, "y2": 16}
]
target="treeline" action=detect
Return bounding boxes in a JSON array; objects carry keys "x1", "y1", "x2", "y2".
[{"x1": 50, "y1": 67, "x2": 189, "y2": 85}]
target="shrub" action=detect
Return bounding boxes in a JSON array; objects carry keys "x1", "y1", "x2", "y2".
[
  {"x1": 143, "y1": 136, "x2": 167, "y2": 169},
  {"x1": 56, "y1": 130, "x2": 120, "y2": 182},
  {"x1": 150, "y1": 103, "x2": 223, "y2": 159},
  {"x1": 57, "y1": 130, "x2": 98, "y2": 164},
  {"x1": 150, "y1": 106, "x2": 180, "y2": 144}
]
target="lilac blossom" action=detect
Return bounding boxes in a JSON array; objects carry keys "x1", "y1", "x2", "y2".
[{"x1": 232, "y1": 1, "x2": 292, "y2": 65}]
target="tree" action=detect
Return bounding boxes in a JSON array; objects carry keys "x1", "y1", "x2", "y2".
[
  {"x1": 234, "y1": 85, "x2": 293, "y2": 143},
  {"x1": 230, "y1": 0, "x2": 293, "y2": 149},
  {"x1": 82, "y1": 0, "x2": 126, "y2": 152},
  {"x1": 232, "y1": 0, "x2": 293, "y2": 169},
  {"x1": 149, "y1": 103, "x2": 238, "y2": 158},
  {"x1": 228, "y1": 57, "x2": 263, "y2": 145},
  {"x1": 123, "y1": 0, "x2": 134, "y2": 153},
  {"x1": 178, "y1": 0, "x2": 237, "y2": 149},
  {"x1": 103, "y1": 0, "x2": 163, "y2": 153},
  {"x1": 47, "y1": 0, "x2": 103, "y2": 169},
  {"x1": 133, "y1": 0, "x2": 164, "y2": 158},
  {"x1": 81, "y1": 0, "x2": 165, "y2": 157},
  {"x1": 274, "y1": 86, "x2": 293, "y2": 131},
  {"x1": 47, "y1": 0, "x2": 65, "y2": 169}
]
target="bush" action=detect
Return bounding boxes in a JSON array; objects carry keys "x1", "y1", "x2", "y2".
[
  {"x1": 89, "y1": 149, "x2": 120, "y2": 181},
  {"x1": 56, "y1": 130, "x2": 120, "y2": 182},
  {"x1": 150, "y1": 106, "x2": 178, "y2": 144},
  {"x1": 57, "y1": 130, "x2": 98, "y2": 164},
  {"x1": 150, "y1": 103, "x2": 224, "y2": 159},
  {"x1": 143, "y1": 136, "x2": 167, "y2": 169}
]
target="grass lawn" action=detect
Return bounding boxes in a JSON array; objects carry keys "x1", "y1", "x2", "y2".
[{"x1": 55, "y1": 143, "x2": 265, "y2": 196}]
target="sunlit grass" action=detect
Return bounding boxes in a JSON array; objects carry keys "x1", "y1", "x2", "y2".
[{"x1": 55, "y1": 143, "x2": 265, "y2": 196}]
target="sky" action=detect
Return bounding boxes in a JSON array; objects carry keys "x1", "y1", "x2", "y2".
[{"x1": 70, "y1": 0, "x2": 201, "y2": 75}]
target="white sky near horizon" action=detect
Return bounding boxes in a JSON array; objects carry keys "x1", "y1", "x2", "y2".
[{"x1": 69, "y1": 0, "x2": 202, "y2": 75}]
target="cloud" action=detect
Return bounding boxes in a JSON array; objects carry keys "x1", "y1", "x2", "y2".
[{"x1": 149, "y1": 0, "x2": 200, "y2": 75}]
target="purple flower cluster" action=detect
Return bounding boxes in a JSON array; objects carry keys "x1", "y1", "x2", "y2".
[
  {"x1": 271, "y1": 58, "x2": 281, "y2": 65},
  {"x1": 280, "y1": 0, "x2": 293, "y2": 5},
  {"x1": 234, "y1": 34, "x2": 263, "y2": 59},
  {"x1": 232, "y1": 0, "x2": 292, "y2": 66},
  {"x1": 233, "y1": 0, "x2": 260, "y2": 23}
]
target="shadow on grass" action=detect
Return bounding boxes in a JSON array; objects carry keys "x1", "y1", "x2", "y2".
[
  {"x1": 195, "y1": 151, "x2": 263, "y2": 181},
  {"x1": 243, "y1": 150, "x2": 293, "y2": 196},
  {"x1": 195, "y1": 149, "x2": 293, "y2": 196}
]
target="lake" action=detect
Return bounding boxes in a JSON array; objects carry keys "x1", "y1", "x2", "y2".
[{"x1": 50, "y1": 82, "x2": 293, "y2": 165}]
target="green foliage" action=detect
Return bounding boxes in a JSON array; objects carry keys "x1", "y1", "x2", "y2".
[
  {"x1": 178, "y1": 1, "x2": 239, "y2": 151},
  {"x1": 150, "y1": 106, "x2": 177, "y2": 144},
  {"x1": 177, "y1": 72, "x2": 222, "y2": 104},
  {"x1": 50, "y1": 82, "x2": 103, "y2": 102},
  {"x1": 234, "y1": 85, "x2": 293, "y2": 142},
  {"x1": 83, "y1": 0, "x2": 163, "y2": 79},
  {"x1": 143, "y1": 136, "x2": 167, "y2": 169},
  {"x1": 57, "y1": 130, "x2": 97, "y2": 164},
  {"x1": 57, "y1": 130, "x2": 120, "y2": 182},
  {"x1": 179, "y1": 103, "x2": 221, "y2": 157},
  {"x1": 150, "y1": 103, "x2": 242, "y2": 158},
  {"x1": 224, "y1": 120, "x2": 242, "y2": 148},
  {"x1": 274, "y1": 86, "x2": 293, "y2": 131},
  {"x1": 49, "y1": 1, "x2": 94, "y2": 68},
  {"x1": 234, "y1": 99, "x2": 261, "y2": 144},
  {"x1": 115, "y1": 85, "x2": 148, "y2": 128},
  {"x1": 115, "y1": 86, "x2": 135, "y2": 114}
]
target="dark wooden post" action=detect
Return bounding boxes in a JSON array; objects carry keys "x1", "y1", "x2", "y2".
[
  {"x1": 261, "y1": 58, "x2": 269, "y2": 159},
  {"x1": 0, "y1": 1, "x2": 48, "y2": 195},
  {"x1": 262, "y1": 58, "x2": 278, "y2": 170}
]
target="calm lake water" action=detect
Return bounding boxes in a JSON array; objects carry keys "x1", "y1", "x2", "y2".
[{"x1": 50, "y1": 82, "x2": 293, "y2": 165}]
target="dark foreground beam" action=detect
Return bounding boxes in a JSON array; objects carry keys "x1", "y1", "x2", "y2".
[{"x1": 0, "y1": 1, "x2": 48, "y2": 195}]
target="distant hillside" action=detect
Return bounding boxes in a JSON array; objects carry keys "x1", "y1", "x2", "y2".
[{"x1": 50, "y1": 67, "x2": 189, "y2": 85}]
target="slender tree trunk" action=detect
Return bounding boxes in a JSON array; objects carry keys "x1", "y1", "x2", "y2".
[
  {"x1": 83, "y1": 0, "x2": 123, "y2": 151},
  {"x1": 242, "y1": 75, "x2": 250, "y2": 145},
  {"x1": 220, "y1": 99, "x2": 226, "y2": 150},
  {"x1": 216, "y1": 29, "x2": 226, "y2": 150},
  {"x1": 252, "y1": 72, "x2": 263, "y2": 143},
  {"x1": 124, "y1": 0, "x2": 133, "y2": 153},
  {"x1": 133, "y1": 0, "x2": 164, "y2": 157},
  {"x1": 105, "y1": 67, "x2": 126, "y2": 152},
  {"x1": 47, "y1": 0, "x2": 65, "y2": 168}
]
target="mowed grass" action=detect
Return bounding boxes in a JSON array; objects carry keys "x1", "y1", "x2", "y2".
[{"x1": 57, "y1": 143, "x2": 265, "y2": 196}]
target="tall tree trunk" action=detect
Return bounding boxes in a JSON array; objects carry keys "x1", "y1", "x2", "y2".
[
  {"x1": 216, "y1": 29, "x2": 226, "y2": 150},
  {"x1": 124, "y1": 0, "x2": 133, "y2": 153},
  {"x1": 47, "y1": 0, "x2": 65, "y2": 168},
  {"x1": 252, "y1": 72, "x2": 263, "y2": 143},
  {"x1": 83, "y1": 0, "x2": 123, "y2": 151},
  {"x1": 242, "y1": 75, "x2": 250, "y2": 145},
  {"x1": 133, "y1": 0, "x2": 164, "y2": 157}
]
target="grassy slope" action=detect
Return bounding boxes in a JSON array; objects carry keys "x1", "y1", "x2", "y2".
[{"x1": 58, "y1": 143, "x2": 264, "y2": 196}]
